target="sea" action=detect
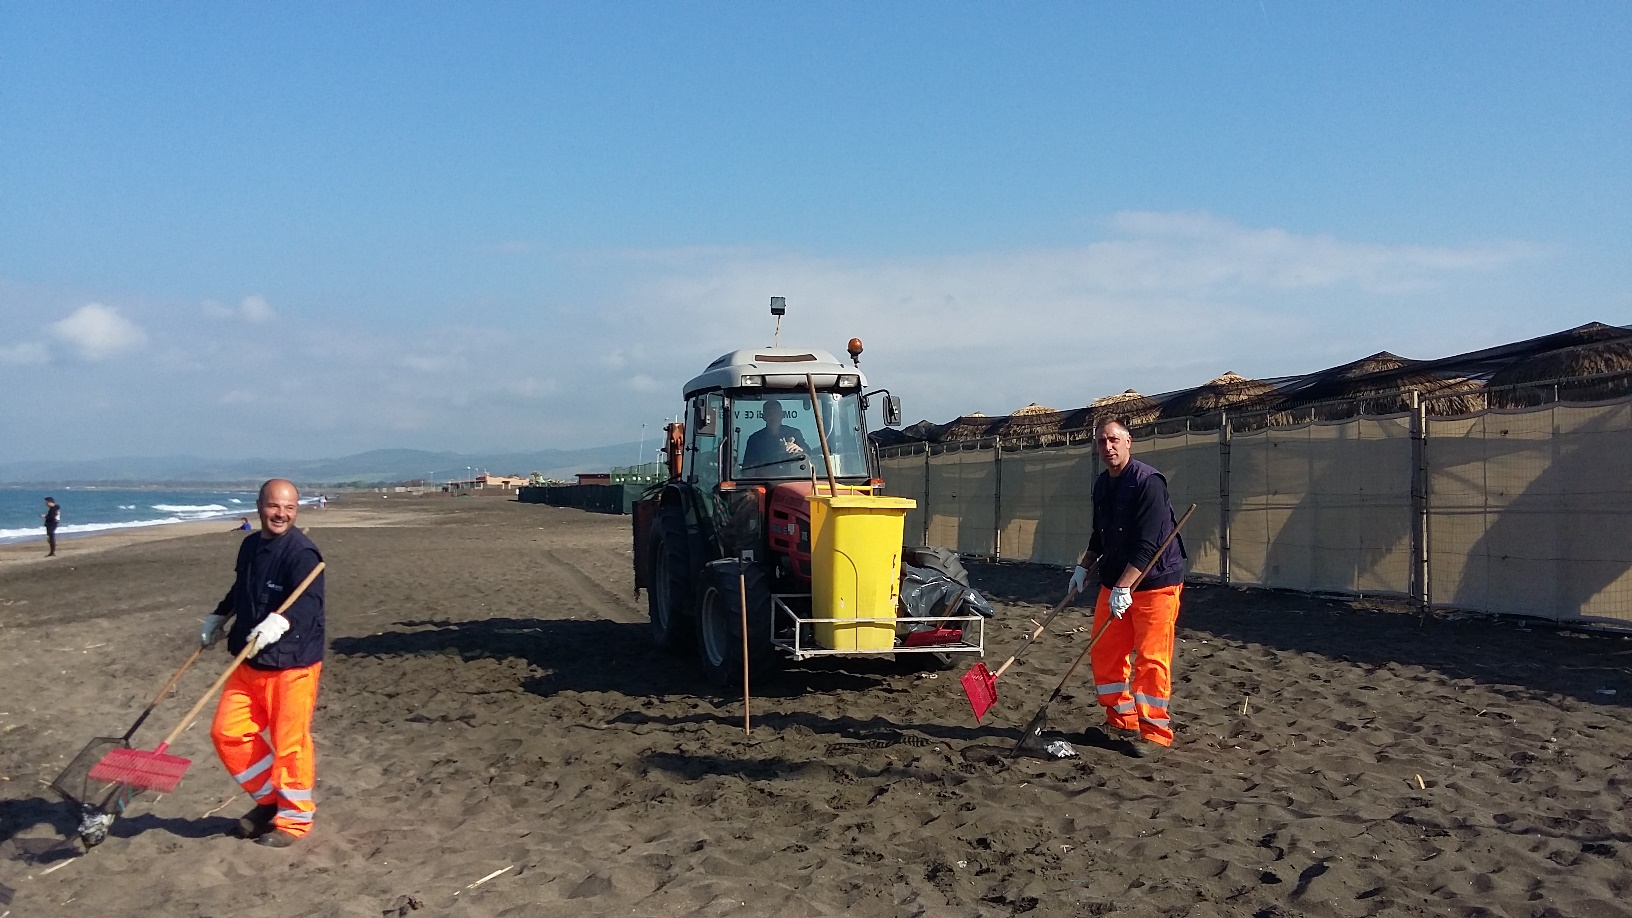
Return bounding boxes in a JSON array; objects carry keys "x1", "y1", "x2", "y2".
[{"x1": 0, "y1": 487, "x2": 284, "y2": 544}]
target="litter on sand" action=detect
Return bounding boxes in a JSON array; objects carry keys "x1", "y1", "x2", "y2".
[{"x1": 1043, "y1": 740, "x2": 1079, "y2": 759}]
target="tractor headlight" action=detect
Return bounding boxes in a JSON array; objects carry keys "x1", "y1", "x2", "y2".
[
  {"x1": 739, "y1": 375, "x2": 763, "y2": 387},
  {"x1": 838, "y1": 374, "x2": 860, "y2": 388}
]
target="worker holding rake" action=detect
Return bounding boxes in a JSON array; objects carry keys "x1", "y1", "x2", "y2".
[
  {"x1": 1068, "y1": 417, "x2": 1186, "y2": 758},
  {"x1": 199, "y1": 478, "x2": 326, "y2": 847}
]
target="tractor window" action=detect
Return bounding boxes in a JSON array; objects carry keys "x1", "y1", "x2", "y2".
[
  {"x1": 730, "y1": 391, "x2": 868, "y2": 480},
  {"x1": 687, "y1": 393, "x2": 726, "y2": 497}
]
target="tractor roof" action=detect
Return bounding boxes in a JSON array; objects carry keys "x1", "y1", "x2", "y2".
[{"x1": 683, "y1": 347, "x2": 868, "y2": 398}]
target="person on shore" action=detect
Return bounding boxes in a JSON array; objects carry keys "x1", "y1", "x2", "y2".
[
  {"x1": 232, "y1": 516, "x2": 252, "y2": 532},
  {"x1": 199, "y1": 479, "x2": 325, "y2": 848},
  {"x1": 741, "y1": 399, "x2": 812, "y2": 470},
  {"x1": 1068, "y1": 417, "x2": 1186, "y2": 758},
  {"x1": 41, "y1": 497, "x2": 60, "y2": 557}
]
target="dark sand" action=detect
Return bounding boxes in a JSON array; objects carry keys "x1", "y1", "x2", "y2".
[{"x1": 2, "y1": 497, "x2": 1629, "y2": 917}]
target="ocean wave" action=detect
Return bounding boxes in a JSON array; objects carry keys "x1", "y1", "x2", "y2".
[
  {"x1": 150, "y1": 504, "x2": 230, "y2": 513},
  {"x1": 0, "y1": 518, "x2": 205, "y2": 542}
]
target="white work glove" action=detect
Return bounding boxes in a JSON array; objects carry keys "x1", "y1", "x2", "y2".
[
  {"x1": 1109, "y1": 587, "x2": 1134, "y2": 619},
  {"x1": 246, "y1": 615, "x2": 290, "y2": 654},
  {"x1": 200, "y1": 614, "x2": 228, "y2": 648},
  {"x1": 1068, "y1": 566, "x2": 1090, "y2": 596}
]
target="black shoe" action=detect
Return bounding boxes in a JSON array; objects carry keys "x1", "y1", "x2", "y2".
[
  {"x1": 1124, "y1": 738, "x2": 1170, "y2": 759},
  {"x1": 231, "y1": 803, "x2": 277, "y2": 839},
  {"x1": 254, "y1": 829, "x2": 299, "y2": 848}
]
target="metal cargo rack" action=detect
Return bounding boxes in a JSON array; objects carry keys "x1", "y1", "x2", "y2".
[{"x1": 769, "y1": 594, "x2": 986, "y2": 661}]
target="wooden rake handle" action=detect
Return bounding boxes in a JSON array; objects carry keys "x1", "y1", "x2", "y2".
[
  {"x1": 155, "y1": 562, "x2": 326, "y2": 752},
  {"x1": 990, "y1": 559, "x2": 1100, "y2": 681},
  {"x1": 122, "y1": 644, "x2": 205, "y2": 741},
  {"x1": 1040, "y1": 504, "x2": 1196, "y2": 705}
]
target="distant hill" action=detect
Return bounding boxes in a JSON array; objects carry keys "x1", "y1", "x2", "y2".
[{"x1": 0, "y1": 442, "x2": 648, "y2": 487}]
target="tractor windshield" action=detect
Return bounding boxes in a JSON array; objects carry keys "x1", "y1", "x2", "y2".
[{"x1": 730, "y1": 391, "x2": 869, "y2": 481}]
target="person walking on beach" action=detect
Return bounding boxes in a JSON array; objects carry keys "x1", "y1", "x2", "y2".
[
  {"x1": 198, "y1": 479, "x2": 326, "y2": 848},
  {"x1": 1067, "y1": 417, "x2": 1187, "y2": 758},
  {"x1": 41, "y1": 497, "x2": 60, "y2": 557}
]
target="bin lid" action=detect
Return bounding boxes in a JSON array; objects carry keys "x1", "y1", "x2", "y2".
[{"x1": 807, "y1": 494, "x2": 917, "y2": 510}]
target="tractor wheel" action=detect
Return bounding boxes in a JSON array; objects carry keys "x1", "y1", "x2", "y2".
[
  {"x1": 697, "y1": 560, "x2": 780, "y2": 687},
  {"x1": 647, "y1": 507, "x2": 696, "y2": 654}
]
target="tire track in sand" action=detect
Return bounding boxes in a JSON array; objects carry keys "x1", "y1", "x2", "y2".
[{"x1": 535, "y1": 548, "x2": 646, "y2": 625}]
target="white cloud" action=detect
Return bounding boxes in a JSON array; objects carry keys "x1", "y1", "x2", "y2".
[
  {"x1": 588, "y1": 211, "x2": 1554, "y2": 419},
  {"x1": 0, "y1": 341, "x2": 50, "y2": 366},
  {"x1": 627, "y1": 374, "x2": 661, "y2": 392},
  {"x1": 204, "y1": 295, "x2": 275, "y2": 323},
  {"x1": 50, "y1": 303, "x2": 148, "y2": 360},
  {"x1": 239, "y1": 295, "x2": 274, "y2": 323}
]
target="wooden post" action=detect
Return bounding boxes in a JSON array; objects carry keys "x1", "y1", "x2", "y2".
[
  {"x1": 1219, "y1": 410, "x2": 1232, "y2": 585},
  {"x1": 1410, "y1": 390, "x2": 1430, "y2": 611},
  {"x1": 993, "y1": 436, "x2": 1003, "y2": 560},
  {"x1": 739, "y1": 560, "x2": 752, "y2": 735}
]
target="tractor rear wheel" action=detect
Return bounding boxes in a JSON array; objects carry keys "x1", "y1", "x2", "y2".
[
  {"x1": 697, "y1": 560, "x2": 779, "y2": 687},
  {"x1": 647, "y1": 507, "x2": 695, "y2": 654}
]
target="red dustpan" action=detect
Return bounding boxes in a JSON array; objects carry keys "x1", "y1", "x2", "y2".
[
  {"x1": 89, "y1": 563, "x2": 325, "y2": 793},
  {"x1": 960, "y1": 563, "x2": 1094, "y2": 722}
]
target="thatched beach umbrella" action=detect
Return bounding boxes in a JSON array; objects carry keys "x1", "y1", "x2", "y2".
[
  {"x1": 1158, "y1": 371, "x2": 1279, "y2": 421},
  {"x1": 1486, "y1": 337, "x2": 1632, "y2": 408},
  {"x1": 994, "y1": 403, "x2": 1068, "y2": 444},
  {"x1": 1089, "y1": 389, "x2": 1161, "y2": 428},
  {"x1": 937, "y1": 412, "x2": 1002, "y2": 443}
]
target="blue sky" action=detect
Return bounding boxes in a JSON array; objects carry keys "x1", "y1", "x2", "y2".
[{"x1": 2, "y1": 4, "x2": 1627, "y2": 461}]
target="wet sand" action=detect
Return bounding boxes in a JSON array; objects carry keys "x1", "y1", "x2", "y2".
[{"x1": 1, "y1": 497, "x2": 1629, "y2": 917}]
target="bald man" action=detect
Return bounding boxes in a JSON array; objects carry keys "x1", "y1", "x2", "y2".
[{"x1": 199, "y1": 479, "x2": 326, "y2": 847}]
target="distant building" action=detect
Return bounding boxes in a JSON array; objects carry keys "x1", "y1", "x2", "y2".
[
  {"x1": 443, "y1": 472, "x2": 530, "y2": 493},
  {"x1": 575, "y1": 472, "x2": 612, "y2": 485}
]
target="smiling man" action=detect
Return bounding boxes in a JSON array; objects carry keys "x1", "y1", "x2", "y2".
[{"x1": 198, "y1": 478, "x2": 326, "y2": 847}]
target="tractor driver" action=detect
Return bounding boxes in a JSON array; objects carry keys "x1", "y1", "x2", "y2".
[{"x1": 741, "y1": 399, "x2": 813, "y2": 471}]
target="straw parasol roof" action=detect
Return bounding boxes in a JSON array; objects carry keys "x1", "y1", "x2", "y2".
[
  {"x1": 1158, "y1": 371, "x2": 1279, "y2": 420},
  {"x1": 1486, "y1": 338, "x2": 1632, "y2": 408},
  {"x1": 993, "y1": 403, "x2": 1070, "y2": 443},
  {"x1": 937, "y1": 412, "x2": 1002, "y2": 443},
  {"x1": 1087, "y1": 389, "x2": 1161, "y2": 428},
  {"x1": 1322, "y1": 351, "x2": 1415, "y2": 382}
]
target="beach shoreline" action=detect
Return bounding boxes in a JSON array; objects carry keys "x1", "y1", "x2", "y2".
[{"x1": 0, "y1": 499, "x2": 431, "y2": 568}]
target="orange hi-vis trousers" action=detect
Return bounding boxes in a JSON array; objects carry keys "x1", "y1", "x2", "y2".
[
  {"x1": 210, "y1": 661, "x2": 321, "y2": 837},
  {"x1": 1089, "y1": 584, "x2": 1183, "y2": 746}
]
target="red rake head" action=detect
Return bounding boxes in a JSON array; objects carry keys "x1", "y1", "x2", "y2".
[
  {"x1": 87, "y1": 747, "x2": 192, "y2": 794},
  {"x1": 960, "y1": 662, "x2": 998, "y2": 723}
]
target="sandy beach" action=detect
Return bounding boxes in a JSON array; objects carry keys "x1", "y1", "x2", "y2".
[{"x1": 1, "y1": 496, "x2": 1629, "y2": 917}]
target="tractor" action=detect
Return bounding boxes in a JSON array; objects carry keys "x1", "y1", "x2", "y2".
[{"x1": 631, "y1": 300, "x2": 985, "y2": 686}]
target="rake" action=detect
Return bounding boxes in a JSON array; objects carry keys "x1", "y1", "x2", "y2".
[
  {"x1": 87, "y1": 563, "x2": 324, "y2": 793},
  {"x1": 1012, "y1": 505, "x2": 1195, "y2": 758},
  {"x1": 958, "y1": 559, "x2": 1098, "y2": 723}
]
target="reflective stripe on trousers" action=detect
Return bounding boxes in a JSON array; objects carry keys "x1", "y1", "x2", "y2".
[
  {"x1": 211, "y1": 661, "x2": 322, "y2": 836},
  {"x1": 1090, "y1": 584, "x2": 1182, "y2": 746}
]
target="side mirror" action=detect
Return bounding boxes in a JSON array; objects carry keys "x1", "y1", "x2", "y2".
[
  {"x1": 883, "y1": 395, "x2": 902, "y2": 427},
  {"x1": 693, "y1": 402, "x2": 719, "y2": 437}
]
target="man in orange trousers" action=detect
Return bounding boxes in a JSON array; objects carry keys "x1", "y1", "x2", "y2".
[
  {"x1": 200, "y1": 479, "x2": 325, "y2": 847},
  {"x1": 1068, "y1": 418, "x2": 1187, "y2": 758}
]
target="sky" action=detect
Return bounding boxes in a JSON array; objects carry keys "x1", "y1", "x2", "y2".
[{"x1": 2, "y1": 4, "x2": 1628, "y2": 462}]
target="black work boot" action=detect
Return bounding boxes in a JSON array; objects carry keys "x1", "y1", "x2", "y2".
[
  {"x1": 1124, "y1": 738, "x2": 1170, "y2": 759},
  {"x1": 255, "y1": 829, "x2": 299, "y2": 848},
  {"x1": 231, "y1": 803, "x2": 277, "y2": 839}
]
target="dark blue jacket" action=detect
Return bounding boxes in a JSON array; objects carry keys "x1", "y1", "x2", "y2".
[
  {"x1": 211, "y1": 527, "x2": 325, "y2": 670},
  {"x1": 1088, "y1": 458, "x2": 1186, "y2": 591}
]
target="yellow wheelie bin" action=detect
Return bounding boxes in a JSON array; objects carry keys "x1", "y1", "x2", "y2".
[{"x1": 808, "y1": 493, "x2": 918, "y2": 651}]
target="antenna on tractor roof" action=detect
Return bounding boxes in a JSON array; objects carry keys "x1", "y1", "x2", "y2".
[{"x1": 770, "y1": 296, "x2": 786, "y2": 346}]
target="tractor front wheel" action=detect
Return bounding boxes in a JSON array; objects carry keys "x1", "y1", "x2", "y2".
[{"x1": 697, "y1": 560, "x2": 779, "y2": 687}]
